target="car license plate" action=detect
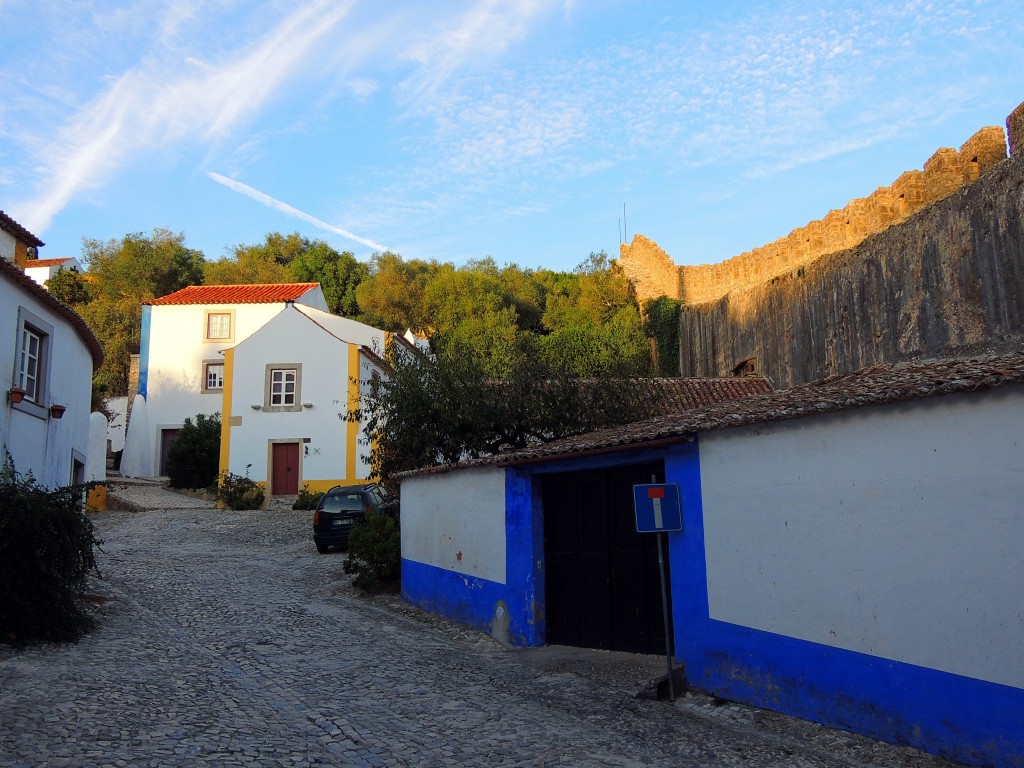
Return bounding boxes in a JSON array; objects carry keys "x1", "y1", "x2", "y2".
[{"x1": 332, "y1": 519, "x2": 352, "y2": 527}]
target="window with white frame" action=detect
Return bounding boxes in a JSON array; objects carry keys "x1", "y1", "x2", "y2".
[
  {"x1": 11, "y1": 307, "x2": 53, "y2": 415},
  {"x1": 204, "y1": 311, "x2": 233, "y2": 341},
  {"x1": 270, "y1": 368, "x2": 296, "y2": 406},
  {"x1": 202, "y1": 361, "x2": 224, "y2": 393},
  {"x1": 17, "y1": 326, "x2": 43, "y2": 401},
  {"x1": 263, "y1": 363, "x2": 302, "y2": 412}
]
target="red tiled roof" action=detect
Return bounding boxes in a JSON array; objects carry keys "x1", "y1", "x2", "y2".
[
  {"x1": 0, "y1": 257, "x2": 103, "y2": 369},
  {"x1": 25, "y1": 257, "x2": 74, "y2": 268},
  {"x1": 146, "y1": 283, "x2": 320, "y2": 305},
  {"x1": 0, "y1": 210, "x2": 44, "y2": 247},
  {"x1": 639, "y1": 376, "x2": 771, "y2": 415},
  {"x1": 405, "y1": 353, "x2": 1024, "y2": 476}
]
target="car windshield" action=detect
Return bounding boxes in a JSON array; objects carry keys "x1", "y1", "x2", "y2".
[{"x1": 321, "y1": 493, "x2": 365, "y2": 513}]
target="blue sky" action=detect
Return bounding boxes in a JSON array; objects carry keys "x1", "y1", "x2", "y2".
[{"x1": 2, "y1": 0, "x2": 1022, "y2": 273}]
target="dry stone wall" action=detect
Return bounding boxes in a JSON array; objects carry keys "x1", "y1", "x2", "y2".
[
  {"x1": 619, "y1": 101, "x2": 1024, "y2": 387},
  {"x1": 679, "y1": 149, "x2": 1024, "y2": 387}
]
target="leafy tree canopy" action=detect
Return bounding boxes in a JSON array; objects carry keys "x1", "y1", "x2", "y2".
[{"x1": 355, "y1": 334, "x2": 663, "y2": 481}]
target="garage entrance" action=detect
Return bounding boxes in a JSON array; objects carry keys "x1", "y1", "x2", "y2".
[{"x1": 542, "y1": 461, "x2": 670, "y2": 654}]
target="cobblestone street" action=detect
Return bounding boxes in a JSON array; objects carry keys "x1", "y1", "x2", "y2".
[{"x1": 1, "y1": 487, "x2": 958, "y2": 768}]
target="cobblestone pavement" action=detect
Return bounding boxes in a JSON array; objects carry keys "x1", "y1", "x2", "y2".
[{"x1": 0, "y1": 486, "x2": 960, "y2": 768}]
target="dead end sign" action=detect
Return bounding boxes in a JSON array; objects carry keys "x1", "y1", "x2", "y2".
[{"x1": 633, "y1": 483, "x2": 683, "y2": 533}]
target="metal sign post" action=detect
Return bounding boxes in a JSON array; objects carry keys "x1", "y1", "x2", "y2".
[{"x1": 633, "y1": 482, "x2": 683, "y2": 702}]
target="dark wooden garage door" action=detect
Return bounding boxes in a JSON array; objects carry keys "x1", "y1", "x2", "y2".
[{"x1": 543, "y1": 461, "x2": 670, "y2": 654}]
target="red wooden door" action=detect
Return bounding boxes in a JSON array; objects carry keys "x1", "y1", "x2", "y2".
[
  {"x1": 271, "y1": 443, "x2": 300, "y2": 495},
  {"x1": 159, "y1": 429, "x2": 179, "y2": 477}
]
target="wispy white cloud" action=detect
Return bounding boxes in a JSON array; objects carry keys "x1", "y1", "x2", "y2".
[
  {"x1": 400, "y1": 0, "x2": 558, "y2": 105},
  {"x1": 207, "y1": 172, "x2": 388, "y2": 252},
  {"x1": 10, "y1": 0, "x2": 355, "y2": 234}
]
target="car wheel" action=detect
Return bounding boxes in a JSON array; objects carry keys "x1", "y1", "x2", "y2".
[{"x1": 316, "y1": 542, "x2": 329, "y2": 554}]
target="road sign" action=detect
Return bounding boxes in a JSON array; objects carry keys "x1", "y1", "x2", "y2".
[{"x1": 633, "y1": 483, "x2": 682, "y2": 533}]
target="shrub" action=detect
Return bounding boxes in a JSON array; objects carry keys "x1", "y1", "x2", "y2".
[
  {"x1": 343, "y1": 507, "x2": 400, "y2": 591},
  {"x1": 292, "y1": 484, "x2": 324, "y2": 510},
  {"x1": 0, "y1": 462, "x2": 100, "y2": 644},
  {"x1": 217, "y1": 469, "x2": 265, "y2": 510},
  {"x1": 167, "y1": 413, "x2": 221, "y2": 489}
]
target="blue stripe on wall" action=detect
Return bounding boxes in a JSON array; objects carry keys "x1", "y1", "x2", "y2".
[
  {"x1": 137, "y1": 305, "x2": 151, "y2": 398},
  {"x1": 402, "y1": 559, "x2": 507, "y2": 638},
  {"x1": 669, "y1": 437, "x2": 1024, "y2": 768}
]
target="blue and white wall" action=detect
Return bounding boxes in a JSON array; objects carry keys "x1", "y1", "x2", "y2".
[
  {"x1": 401, "y1": 466, "x2": 543, "y2": 646},
  {"x1": 681, "y1": 386, "x2": 1024, "y2": 766},
  {"x1": 400, "y1": 385, "x2": 1024, "y2": 766}
]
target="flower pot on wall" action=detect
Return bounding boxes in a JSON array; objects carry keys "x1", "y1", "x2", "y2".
[
  {"x1": 7, "y1": 387, "x2": 26, "y2": 404},
  {"x1": 49, "y1": 404, "x2": 66, "y2": 419}
]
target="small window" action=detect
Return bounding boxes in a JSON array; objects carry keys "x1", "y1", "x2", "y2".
[
  {"x1": 17, "y1": 326, "x2": 43, "y2": 402},
  {"x1": 204, "y1": 311, "x2": 233, "y2": 342},
  {"x1": 202, "y1": 361, "x2": 224, "y2": 393},
  {"x1": 12, "y1": 307, "x2": 53, "y2": 417},
  {"x1": 262, "y1": 363, "x2": 302, "y2": 412},
  {"x1": 270, "y1": 368, "x2": 297, "y2": 406},
  {"x1": 207, "y1": 313, "x2": 231, "y2": 339}
]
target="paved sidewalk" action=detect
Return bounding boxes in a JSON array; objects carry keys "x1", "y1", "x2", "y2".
[{"x1": 0, "y1": 490, "x2": 959, "y2": 768}]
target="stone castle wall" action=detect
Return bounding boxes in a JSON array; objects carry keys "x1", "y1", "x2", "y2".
[
  {"x1": 621, "y1": 124, "x2": 1011, "y2": 307},
  {"x1": 619, "y1": 101, "x2": 1024, "y2": 387},
  {"x1": 676, "y1": 147, "x2": 1024, "y2": 387}
]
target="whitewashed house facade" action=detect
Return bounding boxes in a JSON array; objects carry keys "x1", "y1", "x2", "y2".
[
  {"x1": 1, "y1": 212, "x2": 103, "y2": 487},
  {"x1": 136, "y1": 283, "x2": 328, "y2": 476},
  {"x1": 219, "y1": 304, "x2": 391, "y2": 495}
]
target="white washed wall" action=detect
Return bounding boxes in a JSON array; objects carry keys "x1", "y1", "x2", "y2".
[
  {"x1": 145, "y1": 302, "x2": 288, "y2": 475},
  {"x1": 227, "y1": 308, "x2": 351, "y2": 483},
  {"x1": 0, "y1": 279, "x2": 94, "y2": 487},
  {"x1": 698, "y1": 387, "x2": 1024, "y2": 689},
  {"x1": 401, "y1": 467, "x2": 507, "y2": 584}
]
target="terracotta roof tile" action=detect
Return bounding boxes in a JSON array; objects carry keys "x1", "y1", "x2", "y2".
[
  {"x1": 0, "y1": 257, "x2": 103, "y2": 369},
  {"x1": 146, "y1": 283, "x2": 320, "y2": 305},
  {"x1": 407, "y1": 353, "x2": 1024, "y2": 475},
  {"x1": 25, "y1": 257, "x2": 74, "y2": 268},
  {"x1": 0, "y1": 210, "x2": 44, "y2": 247}
]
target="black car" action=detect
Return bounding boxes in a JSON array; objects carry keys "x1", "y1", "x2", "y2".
[{"x1": 312, "y1": 483, "x2": 392, "y2": 553}]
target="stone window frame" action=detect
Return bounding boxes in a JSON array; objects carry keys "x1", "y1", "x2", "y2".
[
  {"x1": 201, "y1": 359, "x2": 225, "y2": 394},
  {"x1": 11, "y1": 306, "x2": 53, "y2": 420},
  {"x1": 263, "y1": 363, "x2": 302, "y2": 413},
  {"x1": 204, "y1": 309, "x2": 235, "y2": 343}
]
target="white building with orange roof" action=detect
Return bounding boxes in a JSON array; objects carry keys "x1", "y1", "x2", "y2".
[
  {"x1": 137, "y1": 282, "x2": 327, "y2": 476},
  {"x1": 219, "y1": 303, "x2": 395, "y2": 496},
  {"x1": 23, "y1": 256, "x2": 82, "y2": 288}
]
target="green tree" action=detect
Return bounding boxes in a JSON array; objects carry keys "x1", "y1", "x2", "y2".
[
  {"x1": 355, "y1": 253, "x2": 436, "y2": 331},
  {"x1": 287, "y1": 240, "x2": 368, "y2": 317},
  {"x1": 643, "y1": 296, "x2": 683, "y2": 376},
  {"x1": 203, "y1": 232, "x2": 302, "y2": 285},
  {"x1": 46, "y1": 269, "x2": 91, "y2": 306},
  {"x1": 166, "y1": 413, "x2": 221, "y2": 490},
  {"x1": 353, "y1": 336, "x2": 663, "y2": 480}
]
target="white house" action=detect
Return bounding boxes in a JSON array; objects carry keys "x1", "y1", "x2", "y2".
[
  {"x1": 1, "y1": 212, "x2": 104, "y2": 487},
  {"x1": 398, "y1": 353, "x2": 1024, "y2": 768},
  {"x1": 136, "y1": 282, "x2": 328, "y2": 476},
  {"x1": 23, "y1": 256, "x2": 82, "y2": 288},
  {"x1": 219, "y1": 304, "x2": 394, "y2": 495}
]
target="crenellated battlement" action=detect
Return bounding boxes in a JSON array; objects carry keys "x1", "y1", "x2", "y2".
[{"x1": 621, "y1": 107, "x2": 1022, "y2": 307}]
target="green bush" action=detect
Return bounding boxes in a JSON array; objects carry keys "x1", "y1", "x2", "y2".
[
  {"x1": 167, "y1": 413, "x2": 221, "y2": 489},
  {"x1": 343, "y1": 507, "x2": 400, "y2": 590},
  {"x1": 0, "y1": 464, "x2": 100, "y2": 644},
  {"x1": 292, "y1": 484, "x2": 324, "y2": 510},
  {"x1": 217, "y1": 469, "x2": 265, "y2": 510}
]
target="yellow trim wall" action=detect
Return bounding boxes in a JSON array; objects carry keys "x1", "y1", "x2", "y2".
[
  {"x1": 346, "y1": 344, "x2": 360, "y2": 480},
  {"x1": 219, "y1": 347, "x2": 234, "y2": 476}
]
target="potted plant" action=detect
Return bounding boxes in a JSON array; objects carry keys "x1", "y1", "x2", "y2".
[
  {"x1": 7, "y1": 387, "x2": 27, "y2": 404},
  {"x1": 49, "y1": 404, "x2": 66, "y2": 419}
]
